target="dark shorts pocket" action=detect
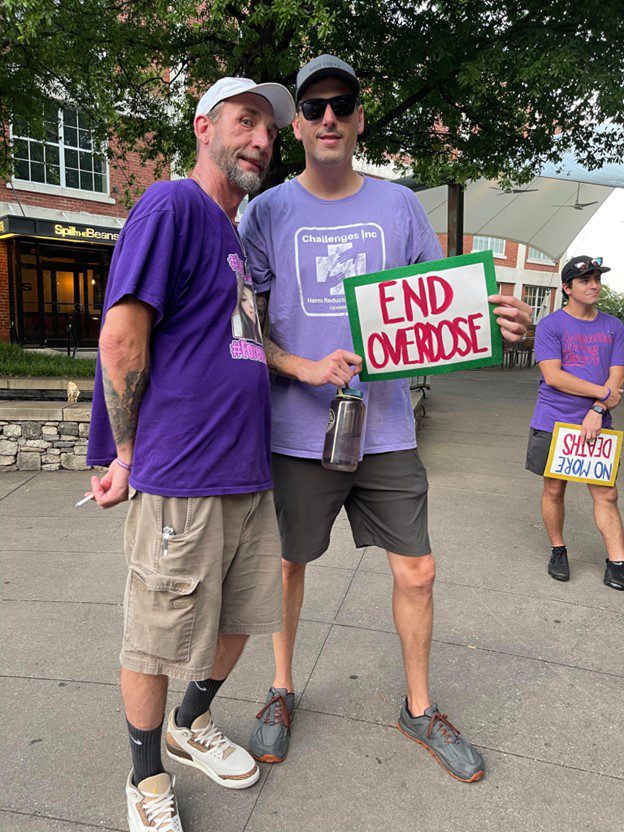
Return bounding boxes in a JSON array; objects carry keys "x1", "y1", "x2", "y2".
[{"x1": 125, "y1": 568, "x2": 199, "y2": 663}]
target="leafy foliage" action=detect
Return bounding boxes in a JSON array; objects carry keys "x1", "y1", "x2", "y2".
[
  {"x1": 2, "y1": 1, "x2": 624, "y2": 201},
  {"x1": 597, "y1": 285, "x2": 624, "y2": 322}
]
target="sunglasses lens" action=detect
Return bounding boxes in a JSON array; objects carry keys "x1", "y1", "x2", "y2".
[
  {"x1": 592, "y1": 257, "x2": 603, "y2": 266},
  {"x1": 300, "y1": 95, "x2": 357, "y2": 120},
  {"x1": 301, "y1": 100, "x2": 325, "y2": 120},
  {"x1": 331, "y1": 95, "x2": 357, "y2": 116}
]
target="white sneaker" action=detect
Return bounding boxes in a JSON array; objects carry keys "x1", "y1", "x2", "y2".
[
  {"x1": 126, "y1": 770, "x2": 183, "y2": 832},
  {"x1": 165, "y1": 707, "x2": 259, "y2": 789}
]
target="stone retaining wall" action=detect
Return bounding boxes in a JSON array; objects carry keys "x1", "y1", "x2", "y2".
[
  {"x1": 0, "y1": 391, "x2": 428, "y2": 472},
  {"x1": 0, "y1": 402, "x2": 93, "y2": 471}
]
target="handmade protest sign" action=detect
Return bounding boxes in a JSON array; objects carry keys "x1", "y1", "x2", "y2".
[
  {"x1": 344, "y1": 251, "x2": 502, "y2": 380},
  {"x1": 545, "y1": 422, "x2": 623, "y2": 486}
]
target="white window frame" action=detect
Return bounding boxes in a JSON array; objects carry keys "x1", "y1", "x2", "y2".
[
  {"x1": 527, "y1": 247, "x2": 555, "y2": 265},
  {"x1": 523, "y1": 285, "x2": 550, "y2": 324},
  {"x1": 10, "y1": 106, "x2": 113, "y2": 203},
  {"x1": 472, "y1": 235, "x2": 506, "y2": 258}
]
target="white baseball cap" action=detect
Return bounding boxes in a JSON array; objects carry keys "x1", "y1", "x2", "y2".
[{"x1": 195, "y1": 77, "x2": 295, "y2": 129}]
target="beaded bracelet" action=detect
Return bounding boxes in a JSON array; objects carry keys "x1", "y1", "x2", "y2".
[{"x1": 115, "y1": 457, "x2": 132, "y2": 471}]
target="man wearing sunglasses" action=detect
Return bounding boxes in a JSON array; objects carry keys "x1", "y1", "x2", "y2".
[
  {"x1": 239, "y1": 54, "x2": 531, "y2": 783},
  {"x1": 526, "y1": 255, "x2": 624, "y2": 590}
]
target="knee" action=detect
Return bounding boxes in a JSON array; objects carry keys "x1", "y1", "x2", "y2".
[
  {"x1": 543, "y1": 481, "x2": 566, "y2": 502},
  {"x1": 593, "y1": 486, "x2": 619, "y2": 506},
  {"x1": 282, "y1": 559, "x2": 306, "y2": 582},
  {"x1": 394, "y1": 555, "x2": 436, "y2": 595}
]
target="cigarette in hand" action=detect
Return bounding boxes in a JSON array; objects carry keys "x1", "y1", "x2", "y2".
[{"x1": 75, "y1": 493, "x2": 95, "y2": 507}]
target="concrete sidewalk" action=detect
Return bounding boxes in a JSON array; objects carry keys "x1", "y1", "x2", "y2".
[{"x1": 1, "y1": 367, "x2": 622, "y2": 832}]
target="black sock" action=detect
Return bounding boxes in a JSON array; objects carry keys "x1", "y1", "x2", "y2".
[
  {"x1": 551, "y1": 545, "x2": 567, "y2": 554},
  {"x1": 127, "y1": 720, "x2": 164, "y2": 786},
  {"x1": 176, "y1": 678, "x2": 225, "y2": 729}
]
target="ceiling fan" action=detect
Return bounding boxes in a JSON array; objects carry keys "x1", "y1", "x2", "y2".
[
  {"x1": 552, "y1": 183, "x2": 598, "y2": 211},
  {"x1": 490, "y1": 186, "x2": 539, "y2": 195}
]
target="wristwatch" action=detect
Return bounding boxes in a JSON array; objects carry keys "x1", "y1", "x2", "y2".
[{"x1": 592, "y1": 404, "x2": 607, "y2": 415}]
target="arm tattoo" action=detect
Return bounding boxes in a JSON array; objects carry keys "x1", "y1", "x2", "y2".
[{"x1": 102, "y1": 365, "x2": 149, "y2": 447}]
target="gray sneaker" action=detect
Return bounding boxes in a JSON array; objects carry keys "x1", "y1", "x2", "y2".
[
  {"x1": 398, "y1": 701, "x2": 485, "y2": 783},
  {"x1": 249, "y1": 687, "x2": 295, "y2": 763}
]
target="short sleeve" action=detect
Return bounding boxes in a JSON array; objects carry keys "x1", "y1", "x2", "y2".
[
  {"x1": 534, "y1": 317, "x2": 562, "y2": 363},
  {"x1": 610, "y1": 319, "x2": 624, "y2": 366},
  {"x1": 103, "y1": 207, "x2": 177, "y2": 325},
  {"x1": 239, "y1": 199, "x2": 274, "y2": 293},
  {"x1": 402, "y1": 189, "x2": 444, "y2": 264}
]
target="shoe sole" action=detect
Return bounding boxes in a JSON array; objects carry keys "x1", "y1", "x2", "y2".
[
  {"x1": 548, "y1": 572, "x2": 569, "y2": 582},
  {"x1": 250, "y1": 751, "x2": 286, "y2": 764},
  {"x1": 397, "y1": 723, "x2": 485, "y2": 783},
  {"x1": 604, "y1": 578, "x2": 624, "y2": 590},
  {"x1": 166, "y1": 745, "x2": 260, "y2": 790}
]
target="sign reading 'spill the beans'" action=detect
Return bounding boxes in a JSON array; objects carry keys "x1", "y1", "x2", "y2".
[
  {"x1": 344, "y1": 251, "x2": 502, "y2": 380},
  {"x1": 545, "y1": 423, "x2": 623, "y2": 486}
]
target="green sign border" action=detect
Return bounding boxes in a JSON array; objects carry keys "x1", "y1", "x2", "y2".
[{"x1": 344, "y1": 250, "x2": 503, "y2": 381}]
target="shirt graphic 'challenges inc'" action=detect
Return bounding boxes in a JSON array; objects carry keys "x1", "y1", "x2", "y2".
[{"x1": 294, "y1": 223, "x2": 385, "y2": 316}]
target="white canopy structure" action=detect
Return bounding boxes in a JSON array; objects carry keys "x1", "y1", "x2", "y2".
[{"x1": 413, "y1": 149, "x2": 624, "y2": 261}]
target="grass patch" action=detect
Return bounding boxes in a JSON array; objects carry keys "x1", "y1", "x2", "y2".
[{"x1": 0, "y1": 342, "x2": 96, "y2": 377}]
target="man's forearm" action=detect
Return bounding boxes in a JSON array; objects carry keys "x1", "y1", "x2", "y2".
[
  {"x1": 101, "y1": 358, "x2": 148, "y2": 462},
  {"x1": 543, "y1": 368, "x2": 607, "y2": 400},
  {"x1": 257, "y1": 292, "x2": 306, "y2": 380}
]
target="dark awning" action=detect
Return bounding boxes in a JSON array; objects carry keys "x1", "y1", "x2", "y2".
[{"x1": 0, "y1": 215, "x2": 120, "y2": 245}]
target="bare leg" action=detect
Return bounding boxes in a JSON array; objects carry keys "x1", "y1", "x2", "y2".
[
  {"x1": 121, "y1": 668, "x2": 168, "y2": 730},
  {"x1": 211, "y1": 633, "x2": 249, "y2": 680},
  {"x1": 272, "y1": 560, "x2": 306, "y2": 692},
  {"x1": 587, "y1": 484, "x2": 624, "y2": 561},
  {"x1": 541, "y1": 477, "x2": 567, "y2": 546},
  {"x1": 387, "y1": 552, "x2": 435, "y2": 717}
]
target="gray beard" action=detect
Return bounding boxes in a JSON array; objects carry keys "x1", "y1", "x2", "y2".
[{"x1": 210, "y1": 139, "x2": 266, "y2": 194}]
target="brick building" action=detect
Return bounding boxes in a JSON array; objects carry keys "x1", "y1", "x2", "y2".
[
  {"x1": 0, "y1": 105, "x2": 163, "y2": 346},
  {"x1": 1, "y1": 117, "x2": 560, "y2": 348}
]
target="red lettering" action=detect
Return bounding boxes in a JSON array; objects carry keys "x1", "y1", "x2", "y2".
[
  {"x1": 427, "y1": 275, "x2": 453, "y2": 315},
  {"x1": 467, "y1": 313, "x2": 489, "y2": 354},
  {"x1": 402, "y1": 279, "x2": 429, "y2": 321},
  {"x1": 368, "y1": 333, "x2": 389, "y2": 368},
  {"x1": 378, "y1": 281, "x2": 403, "y2": 325}
]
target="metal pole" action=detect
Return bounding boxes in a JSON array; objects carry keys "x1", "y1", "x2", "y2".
[{"x1": 447, "y1": 183, "x2": 464, "y2": 257}]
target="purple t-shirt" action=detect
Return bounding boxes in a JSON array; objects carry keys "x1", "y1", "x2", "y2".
[
  {"x1": 87, "y1": 179, "x2": 272, "y2": 496},
  {"x1": 531, "y1": 308, "x2": 624, "y2": 432},
  {"x1": 239, "y1": 176, "x2": 443, "y2": 459}
]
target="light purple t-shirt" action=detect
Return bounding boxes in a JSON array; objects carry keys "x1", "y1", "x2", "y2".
[
  {"x1": 531, "y1": 307, "x2": 624, "y2": 432},
  {"x1": 87, "y1": 179, "x2": 272, "y2": 496},
  {"x1": 239, "y1": 176, "x2": 443, "y2": 459}
]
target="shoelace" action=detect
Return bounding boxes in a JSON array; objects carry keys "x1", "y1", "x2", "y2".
[
  {"x1": 427, "y1": 711, "x2": 461, "y2": 745},
  {"x1": 143, "y1": 790, "x2": 177, "y2": 831},
  {"x1": 256, "y1": 694, "x2": 292, "y2": 728},
  {"x1": 192, "y1": 720, "x2": 231, "y2": 756}
]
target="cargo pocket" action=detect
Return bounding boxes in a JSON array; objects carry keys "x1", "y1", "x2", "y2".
[{"x1": 125, "y1": 568, "x2": 199, "y2": 663}]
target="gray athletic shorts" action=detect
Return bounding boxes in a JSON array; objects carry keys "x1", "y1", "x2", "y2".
[
  {"x1": 271, "y1": 448, "x2": 431, "y2": 563},
  {"x1": 525, "y1": 428, "x2": 553, "y2": 476}
]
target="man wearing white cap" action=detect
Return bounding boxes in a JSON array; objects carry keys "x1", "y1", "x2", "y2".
[{"x1": 86, "y1": 77, "x2": 294, "y2": 830}]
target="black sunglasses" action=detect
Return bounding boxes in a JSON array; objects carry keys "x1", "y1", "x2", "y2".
[{"x1": 298, "y1": 94, "x2": 359, "y2": 121}]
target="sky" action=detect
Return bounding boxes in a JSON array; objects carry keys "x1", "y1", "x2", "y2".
[{"x1": 565, "y1": 189, "x2": 624, "y2": 292}]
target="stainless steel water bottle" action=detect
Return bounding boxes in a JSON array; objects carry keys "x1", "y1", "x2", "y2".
[{"x1": 322, "y1": 387, "x2": 366, "y2": 472}]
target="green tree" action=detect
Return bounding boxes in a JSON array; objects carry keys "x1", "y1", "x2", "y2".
[
  {"x1": 597, "y1": 285, "x2": 624, "y2": 322},
  {"x1": 2, "y1": 1, "x2": 624, "y2": 201}
]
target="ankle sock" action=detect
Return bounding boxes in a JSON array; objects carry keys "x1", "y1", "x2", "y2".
[
  {"x1": 176, "y1": 678, "x2": 225, "y2": 728},
  {"x1": 127, "y1": 720, "x2": 165, "y2": 786}
]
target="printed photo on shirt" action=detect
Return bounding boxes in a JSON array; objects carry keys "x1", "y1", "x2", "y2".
[{"x1": 231, "y1": 278, "x2": 263, "y2": 345}]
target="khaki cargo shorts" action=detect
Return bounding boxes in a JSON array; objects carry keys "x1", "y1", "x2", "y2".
[{"x1": 120, "y1": 489, "x2": 282, "y2": 681}]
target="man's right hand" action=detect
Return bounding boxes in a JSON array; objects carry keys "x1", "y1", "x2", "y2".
[
  {"x1": 90, "y1": 460, "x2": 131, "y2": 509},
  {"x1": 601, "y1": 387, "x2": 623, "y2": 409},
  {"x1": 297, "y1": 349, "x2": 363, "y2": 387}
]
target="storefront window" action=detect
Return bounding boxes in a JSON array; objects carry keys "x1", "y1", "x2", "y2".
[{"x1": 12, "y1": 105, "x2": 108, "y2": 194}]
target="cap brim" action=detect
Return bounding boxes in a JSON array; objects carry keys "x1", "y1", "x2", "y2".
[
  {"x1": 563, "y1": 265, "x2": 611, "y2": 283},
  {"x1": 240, "y1": 83, "x2": 296, "y2": 129},
  {"x1": 296, "y1": 69, "x2": 360, "y2": 102}
]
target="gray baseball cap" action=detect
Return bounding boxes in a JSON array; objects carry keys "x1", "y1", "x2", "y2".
[{"x1": 295, "y1": 55, "x2": 360, "y2": 103}]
